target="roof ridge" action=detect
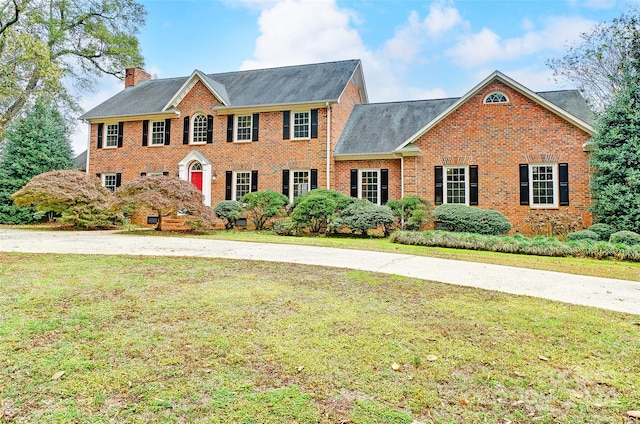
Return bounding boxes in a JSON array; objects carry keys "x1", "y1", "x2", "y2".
[{"x1": 207, "y1": 58, "x2": 360, "y2": 78}]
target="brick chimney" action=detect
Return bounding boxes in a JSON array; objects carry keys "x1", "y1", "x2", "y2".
[{"x1": 125, "y1": 67, "x2": 151, "y2": 88}]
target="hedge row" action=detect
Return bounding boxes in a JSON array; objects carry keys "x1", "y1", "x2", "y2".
[{"x1": 391, "y1": 230, "x2": 640, "y2": 262}]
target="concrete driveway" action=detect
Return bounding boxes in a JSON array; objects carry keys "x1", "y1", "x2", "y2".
[{"x1": 1, "y1": 228, "x2": 639, "y2": 315}]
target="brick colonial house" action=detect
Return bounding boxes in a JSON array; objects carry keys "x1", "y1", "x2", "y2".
[{"x1": 80, "y1": 60, "x2": 596, "y2": 231}]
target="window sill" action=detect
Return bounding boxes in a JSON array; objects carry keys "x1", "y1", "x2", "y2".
[
  {"x1": 103, "y1": 145, "x2": 118, "y2": 149},
  {"x1": 233, "y1": 140, "x2": 253, "y2": 144},
  {"x1": 148, "y1": 144, "x2": 165, "y2": 147}
]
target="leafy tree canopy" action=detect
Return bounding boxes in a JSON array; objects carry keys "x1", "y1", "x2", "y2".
[
  {"x1": 0, "y1": 97, "x2": 74, "y2": 223},
  {"x1": 11, "y1": 169, "x2": 120, "y2": 228},
  {"x1": 0, "y1": 0, "x2": 146, "y2": 135},
  {"x1": 547, "y1": 8, "x2": 640, "y2": 112}
]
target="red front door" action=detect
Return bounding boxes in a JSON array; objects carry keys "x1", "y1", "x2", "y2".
[{"x1": 190, "y1": 171, "x2": 203, "y2": 191}]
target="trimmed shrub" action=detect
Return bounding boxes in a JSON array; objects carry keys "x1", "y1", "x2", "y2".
[
  {"x1": 566, "y1": 230, "x2": 600, "y2": 242},
  {"x1": 588, "y1": 223, "x2": 615, "y2": 241},
  {"x1": 330, "y1": 200, "x2": 395, "y2": 237},
  {"x1": 214, "y1": 200, "x2": 243, "y2": 230},
  {"x1": 609, "y1": 230, "x2": 640, "y2": 246},
  {"x1": 432, "y1": 204, "x2": 511, "y2": 235},
  {"x1": 241, "y1": 190, "x2": 289, "y2": 230},
  {"x1": 387, "y1": 195, "x2": 432, "y2": 231},
  {"x1": 292, "y1": 188, "x2": 353, "y2": 211},
  {"x1": 291, "y1": 195, "x2": 337, "y2": 233}
]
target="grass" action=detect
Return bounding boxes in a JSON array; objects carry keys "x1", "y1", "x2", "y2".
[
  {"x1": 123, "y1": 228, "x2": 640, "y2": 282},
  {"x1": 1, "y1": 252, "x2": 639, "y2": 423}
]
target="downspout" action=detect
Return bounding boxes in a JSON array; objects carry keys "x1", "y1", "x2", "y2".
[
  {"x1": 400, "y1": 155, "x2": 405, "y2": 198},
  {"x1": 326, "y1": 102, "x2": 331, "y2": 189},
  {"x1": 85, "y1": 120, "x2": 90, "y2": 174}
]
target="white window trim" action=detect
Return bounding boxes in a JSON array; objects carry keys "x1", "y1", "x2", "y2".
[
  {"x1": 104, "y1": 124, "x2": 119, "y2": 149},
  {"x1": 149, "y1": 120, "x2": 165, "y2": 146},
  {"x1": 290, "y1": 169, "x2": 310, "y2": 202},
  {"x1": 235, "y1": 115, "x2": 253, "y2": 143},
  {"x1": 102, "y1": 173, "x2": 117, "y2": 192},
  {"x1": 529, "y1": 163, "x2": 559, "y2": 209},
  {"x1": 191, "y1": 113, "x2": 208, "y2": 145},
  {"x1": 291, "y1": 110, "x2": 311, "y2": 140},
  {"x1": 443, "y1": 165, "x2": 469, "y2": 206},
  {"x1": 233, "y1": 170, "x2": 252, "y2": 201},
  {"x1": 358, "y1": 169, "x2": 381, "y2": 205}
]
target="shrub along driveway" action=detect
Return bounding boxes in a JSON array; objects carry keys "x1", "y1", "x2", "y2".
[{"x1": 1, "y1": 228, "x2": 639, "y2": 314}]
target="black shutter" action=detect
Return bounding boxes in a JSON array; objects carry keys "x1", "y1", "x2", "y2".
[
  {"x1": 310, "y1": 109, "x2": 318, "y2": 139},
  {"x1": 164, "y1": 119, "x2": 171, "y2": 145},
  {"x1": 142, "y1": 120, "x2": 149, "y2": 146},
  {"x1": 519, "y1": 164, "x2": 530, "y2": 205},
  {"x1": 115, "y1": 173, "x2": 122, "y2": 188},
  {"x1": 207, "y1": 115, "x2": 213, "y2": 144},
  {"x1": 350, "y1": 169, "x2": 358, "y2": 198},
  {"x1": 117, "y1": 122, "x2": 124, "y2": 148},
  {"x1": 434, "y1": 166, "x2": 443, "y2": 205},
  {"x1": 97, "y1": 123, "x2": 103, "y2": 149},
  {"x1": 559, "y1": 163, "x2": 569, "y2": 206},
  {"x1": 162, "y1": 171, "x2": 169, "y2": 176},
  {"x1": 469, "y1": 165, "x2": 478, "y2": 206},
  {"x1": 140, "y1": 172, "x2": 147, "y2": 176},
  {"x1": 252, "y1": 113, "x2": 259, "y2": 141},
  {"x1": 183, "y1": 116, "x2": 190, "y2": 145},
  {"x1": 282, "y1": 170, "x2": 290, "y2": 197},
  {"x1": 310, "y1": 169, "x2": 318, "y2": 190},
  {"x1": 251, "y1": 170, "x2": 258, "y2": 192},
  {"x1": 283, "y1": 111, "x2": 290, "y2": 140},
  {"x1": 225, "y1": 171, "x2": 232, "y2": 200},
  {"x1": 381, "y1": 169, "x2": 389, "y2": 205},
  {"x1": 227, "y1": 115, "x2": 234, "y2": 142}
]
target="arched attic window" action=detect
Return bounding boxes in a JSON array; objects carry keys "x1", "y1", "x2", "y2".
[
  {"x1": 192, "y1": 113, "x2": 208, "y2": 144},
  {"x1": 484, "y1": 92, "x2": 509, "y2": 104}
]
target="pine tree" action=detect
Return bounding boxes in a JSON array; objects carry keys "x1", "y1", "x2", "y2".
[
  {"x1": 589, "y1": 76, "x2": 640, "y2": 232},
  {"x1": 0, "y1": 97, "x2": 74, "y2": 224}
]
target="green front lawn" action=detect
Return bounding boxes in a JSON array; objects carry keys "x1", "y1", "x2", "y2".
[{"x1": 1, "y1": 253, "x2": 638, "y2": 423}]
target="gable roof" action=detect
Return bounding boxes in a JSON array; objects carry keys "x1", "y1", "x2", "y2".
[
  {"x1": 335, "y1": 71, "x2": 596, "y2": 158},
  {"x1": 79, "y1": 59, "x2": 366, "y2": 121}
]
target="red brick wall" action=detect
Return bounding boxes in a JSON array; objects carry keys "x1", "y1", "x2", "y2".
[
  {"x1": 88, "y1": 78, "x2": 362, "y2": 205},
  {"x1": 406, "y1": 80, "x2": 593, "y2": 232},
  {"x1": 334, "y1": 159, "x2": 402, "y2": 201}
]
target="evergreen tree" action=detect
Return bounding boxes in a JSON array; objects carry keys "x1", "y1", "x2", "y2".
[
  {"x1": 0, "y1": 97, "x2": 74, "y2": 224},
  {"x1": 590, "y1": 76, "x2": 640, "y2": 232}
]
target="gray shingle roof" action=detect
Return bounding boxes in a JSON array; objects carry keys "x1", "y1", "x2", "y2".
[
  {"x1": 334, "y1": 98, "x2": 458, "y2": 156},
  {"x1": 335, "y1": 89, "x2": 595, "y2": 157},
  {"x1": 80, "y1": 59, "x2": 362, "y2": 120}
]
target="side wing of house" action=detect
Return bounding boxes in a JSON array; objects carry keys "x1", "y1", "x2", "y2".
[
  {"x1": 80, "y1": 60, "x2": 367, "y2": 211},
  {"x1": 335, "y1": 72, "x2": 596, "y2": 232}
]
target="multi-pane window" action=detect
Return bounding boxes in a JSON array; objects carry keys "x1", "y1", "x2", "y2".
[
  {"x1": 360, "y1": 170, "x2": 379, "y2": 204},
  {"x1": 531, "y1": 165, "x2": 555, "y2": 206},
  {"x1": 103, "y1": 174, "x2": 117, "y2": 192},
  {"x1": 484, "y1": 92, "x2": 508, "y2": 104},
  {"x1": 235, "y1": 171, "x2": 251, "y2": 201},
  {"x1": 192, "y1": 114, "x2": 207, "y2": 144},
  {"x1": 292, "y1": 170, "x2": 310, "y2": 199},
  {"x1": 293, "y1": 111, "x2": 310, "y2": 139},
  {"x1": 105, "y1": 124, "x2": 118, "y2": 147},
  {"x1": 236, "y1": 115, "x2": 252, "y2": 141},
  {"x1": 150, "y1": 121, "x2": 165, "y2": 145},
  {"x1": 446, "y1": 167, "x2": 467, "y2": 204}
]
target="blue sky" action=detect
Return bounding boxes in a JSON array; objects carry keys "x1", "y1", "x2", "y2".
[{"x1": 73, "y1": 0, "x2": 638, "y2": 153}]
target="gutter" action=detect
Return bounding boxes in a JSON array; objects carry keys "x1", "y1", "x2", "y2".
[{"x1": 326, "y1": 102, "x2": 331, "y2": 189}]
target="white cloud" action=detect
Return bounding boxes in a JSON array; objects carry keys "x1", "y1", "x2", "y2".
[
  {"x1": 383, "y1": 3, "x2": 464, "y2": 63},
  {"x1": 446, "y1": 15, "x2": 598, "y2": 68}
]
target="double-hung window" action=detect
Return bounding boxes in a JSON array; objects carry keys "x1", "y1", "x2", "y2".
[
  {"x1": 292, "y1": 170, "x2": 310, "y2": 199},
  {"x1": 234, "y1": 171, "x2": 251, "y2": 201},
  {"x1": 360, "y1": 170, "x2": 380, "y2": 205},
  {"x1": 192, "y1": 114, "x2": 208, "y2": 144},
  {"x1": 150, "y1": 121, "x2": 165, "y2": 146},
  {"x1": 103, "y1": 173, "x2": 118, "y2": 192},
  {"x1": 520, "y1": 163, "x2": 569, "y2": 208},
  {"x1": 105, "y1": 124, "x2": 119, "y2": 148},
  {"x1": 445, "y1": 166, "x2": 468, "y2": 205},
  {"x1": 236, "y1": 115, "x2": 252, "y2": 141},
  {"x1": 293, "y1": 111, "x2": 310, "y2": 139}
]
